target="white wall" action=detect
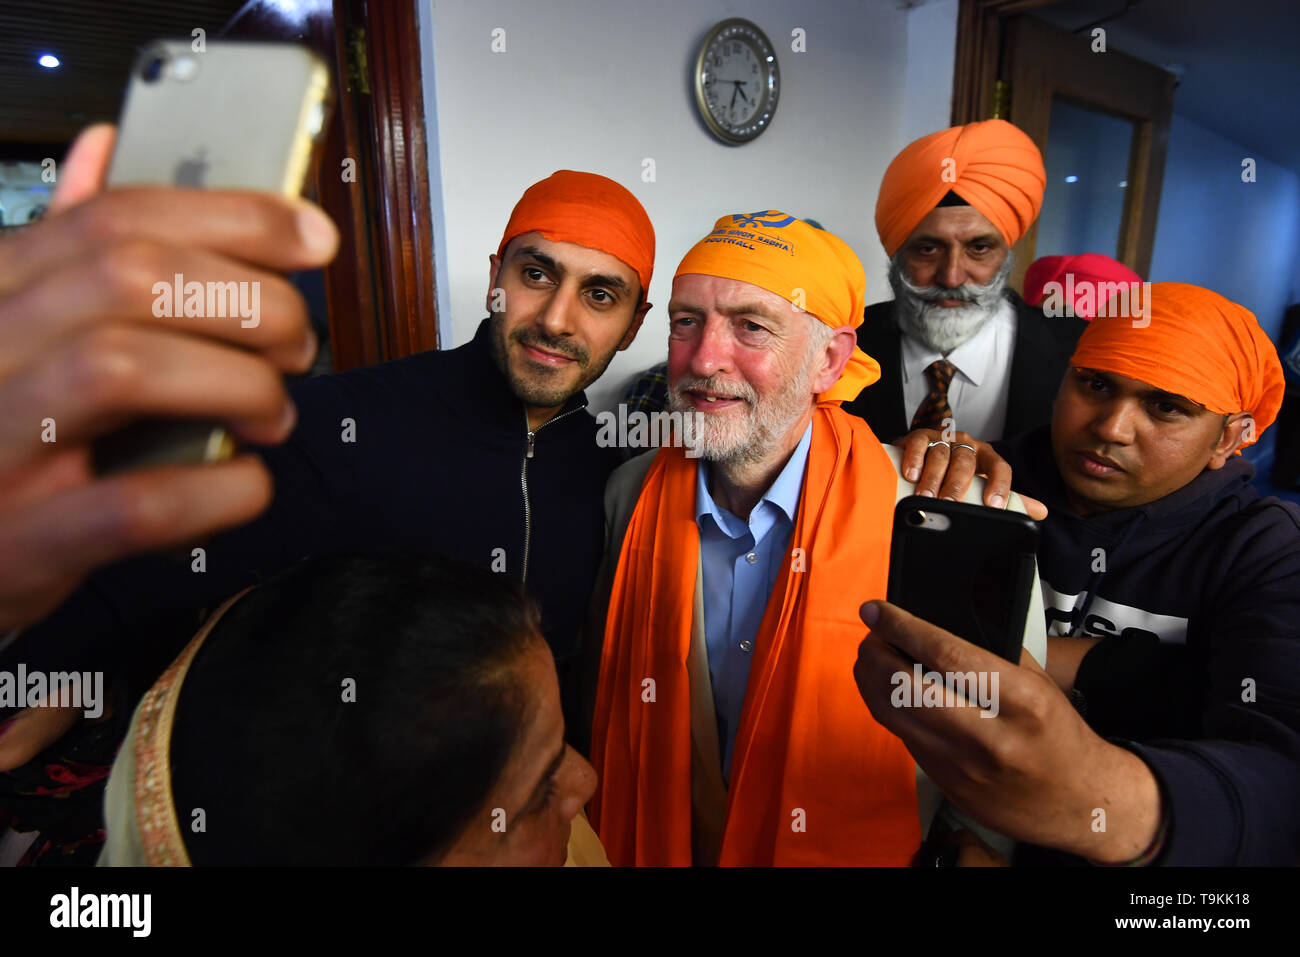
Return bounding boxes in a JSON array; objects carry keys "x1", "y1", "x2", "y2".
[
  {"x1": 423, "y1": 0, "x2": 958, "y2": 412},
  {"x1": 1149, "y1": 113, "x2": 1300, "y2": 344},
  {"x1": 901, "y1": 0, "x2": 957, "y2": 146}
]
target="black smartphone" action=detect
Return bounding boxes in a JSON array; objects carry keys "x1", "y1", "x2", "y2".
[
  {"x1": 886, "y1": 496, "x2": 1039, "y2": 663},
  {"x1": 92, "y1": 39, "x2": 331, "y2": 476}
]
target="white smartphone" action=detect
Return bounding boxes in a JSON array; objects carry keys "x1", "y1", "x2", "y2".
[{"x1": 94, "y1": 39, "x2": 331, "y2": 475}]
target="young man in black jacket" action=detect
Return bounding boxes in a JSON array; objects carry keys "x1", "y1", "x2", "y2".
[
  {"x1": 0, "y1": 170, "x2": 655, "y2": 745},
  {"x1": 855, "y1": 282, "x2": 1298, "y2": 865}
]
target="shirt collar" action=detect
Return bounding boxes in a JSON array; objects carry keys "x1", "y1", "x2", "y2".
[{"x1": 695, "y1": 420, "x2": 813, "y2": 532}]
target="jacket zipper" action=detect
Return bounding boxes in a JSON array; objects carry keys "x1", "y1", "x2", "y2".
[{"x1": 519, "y1": 403, "x2": 585, "y2": 584}]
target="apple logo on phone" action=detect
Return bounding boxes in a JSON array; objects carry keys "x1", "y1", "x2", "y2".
[{"x1": 174, "y1": 149, "x2": 208, "y2": 187}]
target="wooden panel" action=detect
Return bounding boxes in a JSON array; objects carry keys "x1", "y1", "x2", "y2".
[
  {"x1": 228, "y1": 0, "x2": 440, "y2": 368},
  {"x1": 1003, "y1": 14, "x2": 1175, "y2": 287},
  {"x1": 952, "y1": 0, "x2": 1064, "y2": 125},
  {"x1": 354, "y1": 0, "x2": 439, "y2": 358}
]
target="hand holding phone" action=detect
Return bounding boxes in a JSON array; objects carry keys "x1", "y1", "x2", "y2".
[
  {"x1": 0, "y1": 55, "x2": 336, "y2": 631},
  {"x1": 94, "y1": 39, "x2": 331, "y2": 475}
]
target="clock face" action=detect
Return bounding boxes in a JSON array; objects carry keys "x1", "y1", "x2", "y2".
[{"x1": 695, "y1": 20, "x2": 779, "y2": 144}]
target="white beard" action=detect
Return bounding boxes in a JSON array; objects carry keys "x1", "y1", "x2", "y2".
[
  {"x1": 668, "y1": 331, "x2": 825, "y2": 467},
  {"x1": 669, "y1": 368, "x2": 813, "y2": 466},
  {"x1": 890, "y1": 253, "x2": 1013, "y2": 354}
]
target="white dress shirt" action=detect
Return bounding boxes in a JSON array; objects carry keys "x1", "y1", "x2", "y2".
[{"x1": 899, "y1": 297, "x2": 1017, "y2": 441}]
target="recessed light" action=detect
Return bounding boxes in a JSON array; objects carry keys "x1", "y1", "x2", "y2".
[
  {"x1": 38, "y1": 54, "x2": 60, "y2": 69},
  {"x1": 1064, "y1": 175, "x2": 1079, "y2": 183}
]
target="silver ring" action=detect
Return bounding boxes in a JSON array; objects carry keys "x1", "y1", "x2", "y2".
[
  {"x1": 952, "y1": 444, "x2": 977, "y2": 455},
  {"x1": 926, "y1": 440, "x2": 950, "y2": 449}
]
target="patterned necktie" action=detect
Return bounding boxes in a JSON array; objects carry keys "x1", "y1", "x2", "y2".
[{"x1": 910, "y1": 359, "x2": 957, "y2": 432}]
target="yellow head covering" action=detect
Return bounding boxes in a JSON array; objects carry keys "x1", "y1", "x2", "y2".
[{"x1": 673, "y1": 211, "x2": 878, "y2": 404}]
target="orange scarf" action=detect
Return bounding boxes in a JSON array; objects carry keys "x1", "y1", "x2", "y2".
[{"x1": 589, "y1": 406, "x2": 920, "y2": 865}]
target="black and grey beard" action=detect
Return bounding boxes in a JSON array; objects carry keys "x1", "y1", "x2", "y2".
[{"x1": 889, "y1": 252, "x2": 1014, "y2": 355}]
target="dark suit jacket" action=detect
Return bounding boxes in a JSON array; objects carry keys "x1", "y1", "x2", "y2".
[{"x1": 842, "y1": 290, "x2": 1087, "y2": 442}]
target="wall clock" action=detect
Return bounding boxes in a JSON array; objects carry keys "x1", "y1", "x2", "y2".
[{"x1": 694, "y1": 19, "x2": 780, "y2": 144}]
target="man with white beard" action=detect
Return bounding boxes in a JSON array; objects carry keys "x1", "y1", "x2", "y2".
[
  {"x1": 582, "y1": 211, "x2": 1047, "y2": 866},
  {"x1": 844, "y1": 120, "x2": 1087, "y2": 443}
]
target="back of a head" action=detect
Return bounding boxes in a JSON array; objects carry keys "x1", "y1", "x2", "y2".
[{"x1": 169, "y1": 552, "x2": 541, "y2": 865}]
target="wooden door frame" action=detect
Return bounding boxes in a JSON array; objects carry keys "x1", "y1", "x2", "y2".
[
  {"x1": 1002, "y1": 15, "x2": 1175, "y2": 284},
  {"x1": 231, "y1": 0, "x2": 440, "y2": 370},
  {"x1": 952, "y1": 0, "x2": 1175, "y2": 288},
  {"x1": 322, "y1": 0, "x2": 439, "y2": 369},
  {"x1": 952, "y1": 0, "x2": 1064, "y2": 126}
]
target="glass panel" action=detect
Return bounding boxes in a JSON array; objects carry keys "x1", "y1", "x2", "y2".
[
  {"x1": 1035, "y1": 98, "x2": 1137, "y2": 259},
  {"x1": 0, "y1": 160, "x2": 54, "y2": 229}
]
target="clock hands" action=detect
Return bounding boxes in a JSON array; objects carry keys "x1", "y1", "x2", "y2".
[{"x1": 725, "y1": 79, "x2": 751, "y2": 120}]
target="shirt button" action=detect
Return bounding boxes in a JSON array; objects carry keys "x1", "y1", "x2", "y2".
[
  {"x1": 739, "y1": 640, "x2": 753, "y2": 653},
  {"x1": 745, "y1": 552, "x2": 758, "y2": 564}
]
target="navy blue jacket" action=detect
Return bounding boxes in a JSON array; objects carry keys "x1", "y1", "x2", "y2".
[
  {"x1": 5, "y1": 319, "x2": 620, "y2": 703},
  {"x1": 996, "y1": 426, "x2": 1300, "y2": 865}
]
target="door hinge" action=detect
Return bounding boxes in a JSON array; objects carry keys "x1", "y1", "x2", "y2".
[
  {"x1": 345, "y1": 26, "x2": 371, "y2": 94},
  {"x1": 992, "y1": 80, "x2": 1010, "y2": 120}
]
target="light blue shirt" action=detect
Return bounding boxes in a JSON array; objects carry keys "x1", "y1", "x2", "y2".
[{"x1": 695, "y1": 422, "x2": 812, "y2": 779}]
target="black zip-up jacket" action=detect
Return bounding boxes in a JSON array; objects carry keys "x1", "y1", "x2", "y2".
[
  {"x1": 3, "y1": 318, "x2": 620, "y2": 710},
  {"x1": 995, "y1": 425, "x2": 1300, "y2": 865}
]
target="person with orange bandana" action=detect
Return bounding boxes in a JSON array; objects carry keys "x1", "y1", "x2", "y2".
[
  {"x1": 844, "y1": 120, "x2": 1087, "y2": 443},
  {"x1": 855, "y1": 283, "x2": 1300, "y2": 865},
  {"x1": 584, "y1": 211, "x2": 1048, "y2": 866},
  {"x1": 2, "y1": 168, "x2": 657, "y2": 792}
]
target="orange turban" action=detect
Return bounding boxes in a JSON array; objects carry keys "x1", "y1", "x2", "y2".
[
  {"x1": 1070, "y1": 282, "x2": 1285, "y2": 449},
  {"x1": 875, "y1": 119, "x2": 1046, "y2": 257},
  {"x1": 497, "y1": 170, "x2": 655, "y2": 298},
  {"x1": 673, "y1": 211, "x2": 879, "y2": 404}
]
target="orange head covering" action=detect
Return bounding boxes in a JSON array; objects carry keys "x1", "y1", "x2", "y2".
[
  {"x1": 1070, "y1": 282, "x2": 1285, "y2": 450},
  {"x1": 1024, "y1": 253, "x2": 1143, "y2": 319},
  {"x1": 672, "y1": 211, "x2": 878, "y2": 404},
  {"x1": 497, "y1": 170, "x2": 655, "y2": 299},
  {"x1": 875, "y1": 119, "x2": 1046, "y2": 258}
]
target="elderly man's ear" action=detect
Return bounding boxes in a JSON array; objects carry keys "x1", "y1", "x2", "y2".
[{"x1": 811, "y1": 324, "x2": 859, "y2": 394}]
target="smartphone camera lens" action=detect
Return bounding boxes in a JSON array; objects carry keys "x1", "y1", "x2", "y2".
[
  {"x1": 906, "y1": 510, "x2": 926, "y2": 527},
  {"x1": 141, "y1": 55, "x2": 167, "y2": 83},
  {"x1": 171, "y1": 55, "x2": 199, "y2": 82}
]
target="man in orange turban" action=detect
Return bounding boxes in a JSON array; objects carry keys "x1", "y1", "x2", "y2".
[
  {"x1": 7, "y1": 167, "x2": 656, "y2": 800},
  {"x1": 855, "y1": 282, "x2": 1300, "y2": 865},
  {"x1": 846, "y1": 119, "x2": 1087, "y2": 444},
  {"x1": 584, "y1": 211, "x2": 1047, "y2": 866}
]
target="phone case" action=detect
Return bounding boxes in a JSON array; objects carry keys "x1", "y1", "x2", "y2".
[{"x1": 886, "y1": 496, "x2": 1039, "y2": 663}]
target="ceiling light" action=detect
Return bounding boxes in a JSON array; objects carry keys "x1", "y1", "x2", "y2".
[{"x1": 38, "y1": 54, "x2": 60, "y2": 69}]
